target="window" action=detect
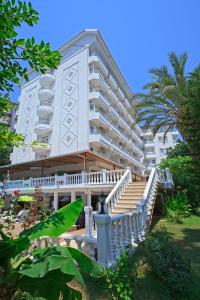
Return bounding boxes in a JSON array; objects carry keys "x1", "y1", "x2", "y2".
[
  {"x1": 90, "y1": 125, "x2": 97, "y2": 134},
  {"x1": 158, "y1": 136, "x2": 162, "y2": 142},
  {"x1": 160, "y1": 148, "x2": 164, "y2": 154},
  {"x1": 90, "y1": 103, "x2": 95, "y2": 111}
]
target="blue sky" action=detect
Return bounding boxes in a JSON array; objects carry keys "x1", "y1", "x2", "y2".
[{"x1": 12, "y1": 0, "x2": 200, "y2": 100}]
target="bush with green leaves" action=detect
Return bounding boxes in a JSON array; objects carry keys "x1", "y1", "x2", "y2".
[
  {"x1": 106, "y1": 246, "x2": 136, "y2": 300},
  {"x1": 160, "y1": 156, "x2": 200, "y2": 209},
  {"x1": 0, "y1": 199, "x2": 103, "y2": 300},
  {"x1": 142, "y1": 227, "x2": 191, "y2": 297},
  {"x1": 166, "y1": 141, "x2": 190, "y2": 158},
  {"x1": 164, "y1": 191, "x2": 191, "y2": 223}
]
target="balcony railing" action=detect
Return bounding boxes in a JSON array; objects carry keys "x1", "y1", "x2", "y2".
[{"x1": 2, "y1": 170, "x2": 126, "y2": 191}]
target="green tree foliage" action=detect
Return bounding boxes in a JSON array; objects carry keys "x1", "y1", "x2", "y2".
[
  {"x1": 166, "y1": 141, "x2": 189, "y2": 159},
  {"x1": 183, "y1": 67, "x2": 200, "y2": 159},
  {"x1": 160, "y1": 156, "x2": 200, "y2": 209},
  {"x1": 133, "y1": 52, "x2": 188, "y2": 138},
  {"x1": 132, "y1": 52, "x2": 200, "y2": 160},
  {"x1": 0, "y1": 0, "x2": 61, "y2": 150},
  {"x1": 0, "y1": 199, "x2": 103, "y2": 300}
]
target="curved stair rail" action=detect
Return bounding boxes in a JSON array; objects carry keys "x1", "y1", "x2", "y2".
[
  {"x1": 136, "y1": 167, "x2": 158, "y2": 236},
  {"x1": 95, "y1": 167, "x2": 173, "y2": 267},
  {"x1": 105, "y1": 169, "x2": 132, "y2": 213}
]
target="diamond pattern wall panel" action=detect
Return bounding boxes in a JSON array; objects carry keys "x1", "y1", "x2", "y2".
[{"x1": 60, "y1": 63, "x2": 79, "y2": 151}]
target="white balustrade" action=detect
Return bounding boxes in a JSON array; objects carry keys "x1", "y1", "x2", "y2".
[
  {"x1": 94, "y1": 167, "x2": 173, "y2": 266},
  {"x1": 105, "y1": 169, "x2": 132, "y2": 212},
  {"x1": 3, "y1": 169, "x2": 126, "y2": 191}
]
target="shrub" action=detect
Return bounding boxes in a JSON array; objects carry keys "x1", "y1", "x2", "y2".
[
  {"x1": 164, "y1": 191, "x2": 191, "y2": 223},
  {"x1": 106, "y1": 246, "x2": 136, "y2": 300},
  {"x1": 160, "y1": 156, "x2": 200, "y2": 209},
  {"x1": 142, "y1": 227, "x2": 191, "y2": 297}
]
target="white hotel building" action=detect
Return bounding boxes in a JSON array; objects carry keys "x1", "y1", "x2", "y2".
[
  {"x1": 0, "y1": 29, "x2": 147, "y2": 210},
  {"x1": 10, "y1": 29, "x2": 144, "y2": 177},
  {"x1": 142, "y1": 127, "x2": 179, "y2": 171}
]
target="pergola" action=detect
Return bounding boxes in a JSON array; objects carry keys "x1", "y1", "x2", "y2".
[{"x1": 0, "y1": 151, "x2": 122, "y2": 176}]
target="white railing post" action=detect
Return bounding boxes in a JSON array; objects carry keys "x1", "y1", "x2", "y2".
[
  {"x1": 95, "y1": 213, "x2": 111, "y2": 267},
  {"x1": 63, "y1": 173, "x2": 67, "y2": 185},
  {"x1": 84, "y1": 206, "x2": 93, "y2": 237},
  {"x1": 81, "y1": 171, "x2": 86, "y2": 184},
  {"x1": 102, "y1": 169, "x2": 106, "y2": 183}
]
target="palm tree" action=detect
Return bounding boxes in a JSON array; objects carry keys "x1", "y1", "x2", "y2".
[{"x1": 132, "y1": 52, "x2": 189, "y2": 139}]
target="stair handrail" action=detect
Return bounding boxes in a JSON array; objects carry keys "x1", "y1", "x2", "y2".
[
  {"x1": 105, "y1": 168, "x2": 132, "y2": 213},
  {"x1": 140, "y1": 167, "x2": 157, "y2": 206}
]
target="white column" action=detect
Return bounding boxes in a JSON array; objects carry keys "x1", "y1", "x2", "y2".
[
  {"x1": 84, "y1": 206, "x2": 93, "y2": 237},
  {"x1": 87, "y1": 190, "x2": 91, "y2": 206},
  {"x1": 71, "y1": 191, "x2": 76, "y2": 202},
  {"x1": 95, "y1": 213, "x2": 111, "y2": 267},
  {"x1": 53, "y1": 191, "x2": 58, "y2": 211}
]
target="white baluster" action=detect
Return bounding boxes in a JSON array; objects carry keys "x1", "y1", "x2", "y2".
[
  {"x1": 115, "y1": 220, "x2": 121, "y2": 258},
  {"x1": 120, "y1": 219, "x2": 126, "y2": 251},
  {"x1": 110, "y1": 221, "x2": 116, "y2": 263}
]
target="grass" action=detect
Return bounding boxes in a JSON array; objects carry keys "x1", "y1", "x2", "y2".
[{"x1": 84, "y1": 211, "x2": 200, "y2": 300}]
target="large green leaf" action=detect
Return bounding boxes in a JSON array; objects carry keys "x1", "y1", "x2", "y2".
[
  {"x1": 19, "y1": 246, "x2": 85, "y2": 286},
  {"x1": 0, "y1": 236, "x2": 30, "y2": 262},
  {"x1": 20, "y1": 199, "x2": 83, "y2": 241},
  {"x1": 20, "y1": 245, "x2": 103, "y2": 293},
  {"x1": 18, "y1": 270, "x2": 81, "y2": 300},
  {"x1": 67, "y1": 247, "x2": 103, "y2": 277}
]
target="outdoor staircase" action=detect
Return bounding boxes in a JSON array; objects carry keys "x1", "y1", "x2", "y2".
[{"x1": 111, "y1": 181, "x2": 147, "y2": 215}]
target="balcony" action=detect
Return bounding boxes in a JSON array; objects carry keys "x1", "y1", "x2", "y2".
[
  {"x1": 144, "y1": 142, "x2": 154, "y2": 148},
  {"x1": 141, "y1": 129, "x2": 153, "y2": 137},
  {"x1": 32, "y1": 142, "x2": 51, "y2": 154},
  {"x1": 145, "y1": 152, "x2": 156, "y2": 159},
  {"x1": 117, "y1": 87, "x2": 125, "y2": 102},
  {"x1": 108, "y1": 74, "x2": 118, "y2": 91},
  {"x1": 2, "y1": 169, "x2": 126, "y2": 193},
  {"x1": 88, "y1": 56, "x2": 109, "y2": 78},
  {"x1": 89, "y1": 111, "x2": 111, "y2": 130},
  {"x1": 89, "y1": 132, "x2": 111, "y2": 149},
  {"x1": 34, "y1": 120, "x2": 52, "y2": 135},
  {"x1": 39, "y1": 74, "x2": 55, "y2": 88},
  {"x1": 108, "y1": 89, "x2": 118, "y2": 104},
  {"x1": 37, "y1": 103, "x2": 54, "y2": 118},
  {"x1": 38, "y1": 88, "x2": 54, "y2": 102},
  {"x1": 132, "y1": 130, "x2": 143, "y2": 146},
  {"x1": 89, "y1": 91, "x2": 110, "y2": 110},
  {"x1": 172, "y1": 130, "x2": 179, "y2": 136},
  {"x1": 88, "y1": 73, "x2": 110, "y2": 94}
]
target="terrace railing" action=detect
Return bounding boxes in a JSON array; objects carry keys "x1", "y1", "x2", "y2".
[{"x1": 2, "y1": 169, "x2": 126, "y2": 190}]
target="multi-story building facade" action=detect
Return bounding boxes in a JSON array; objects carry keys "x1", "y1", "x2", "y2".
[
  {"x1": 11, "y1": 29, "x2": 144, "y2": 175},
  {"x1": 142, "y1": 127, "x2": 179, "y2": 171}
]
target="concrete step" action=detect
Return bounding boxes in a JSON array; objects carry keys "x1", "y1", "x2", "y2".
[
  {"x1": 128, "y1": 183, "x2": 146, "y2": 186},
  {"x1": 120, "y1": 195, "x2": 142, "y2": 200},
  {"x1": 122, "y1": 192, "x2": 143, "y2": 196},
  {"x1": 115, "y1": 203, "x2": 137, "y2": 209},
  {"x1": 117, "y1": 200, "x2": 140, "y2": 205},
  {"x1": 111, "y1": 208, "x2": 133, "y2": 214},
  {"x1": 126, "y1": 187, "x2": 145, "y2": 190}
]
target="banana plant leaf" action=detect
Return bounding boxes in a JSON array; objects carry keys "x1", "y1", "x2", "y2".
[
  {"x1": 20, "y1": 198, "x2": 84, "y2": 241},
  {"x1": 18, "y1": 270, "x2": 82, "y2": 300}
]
